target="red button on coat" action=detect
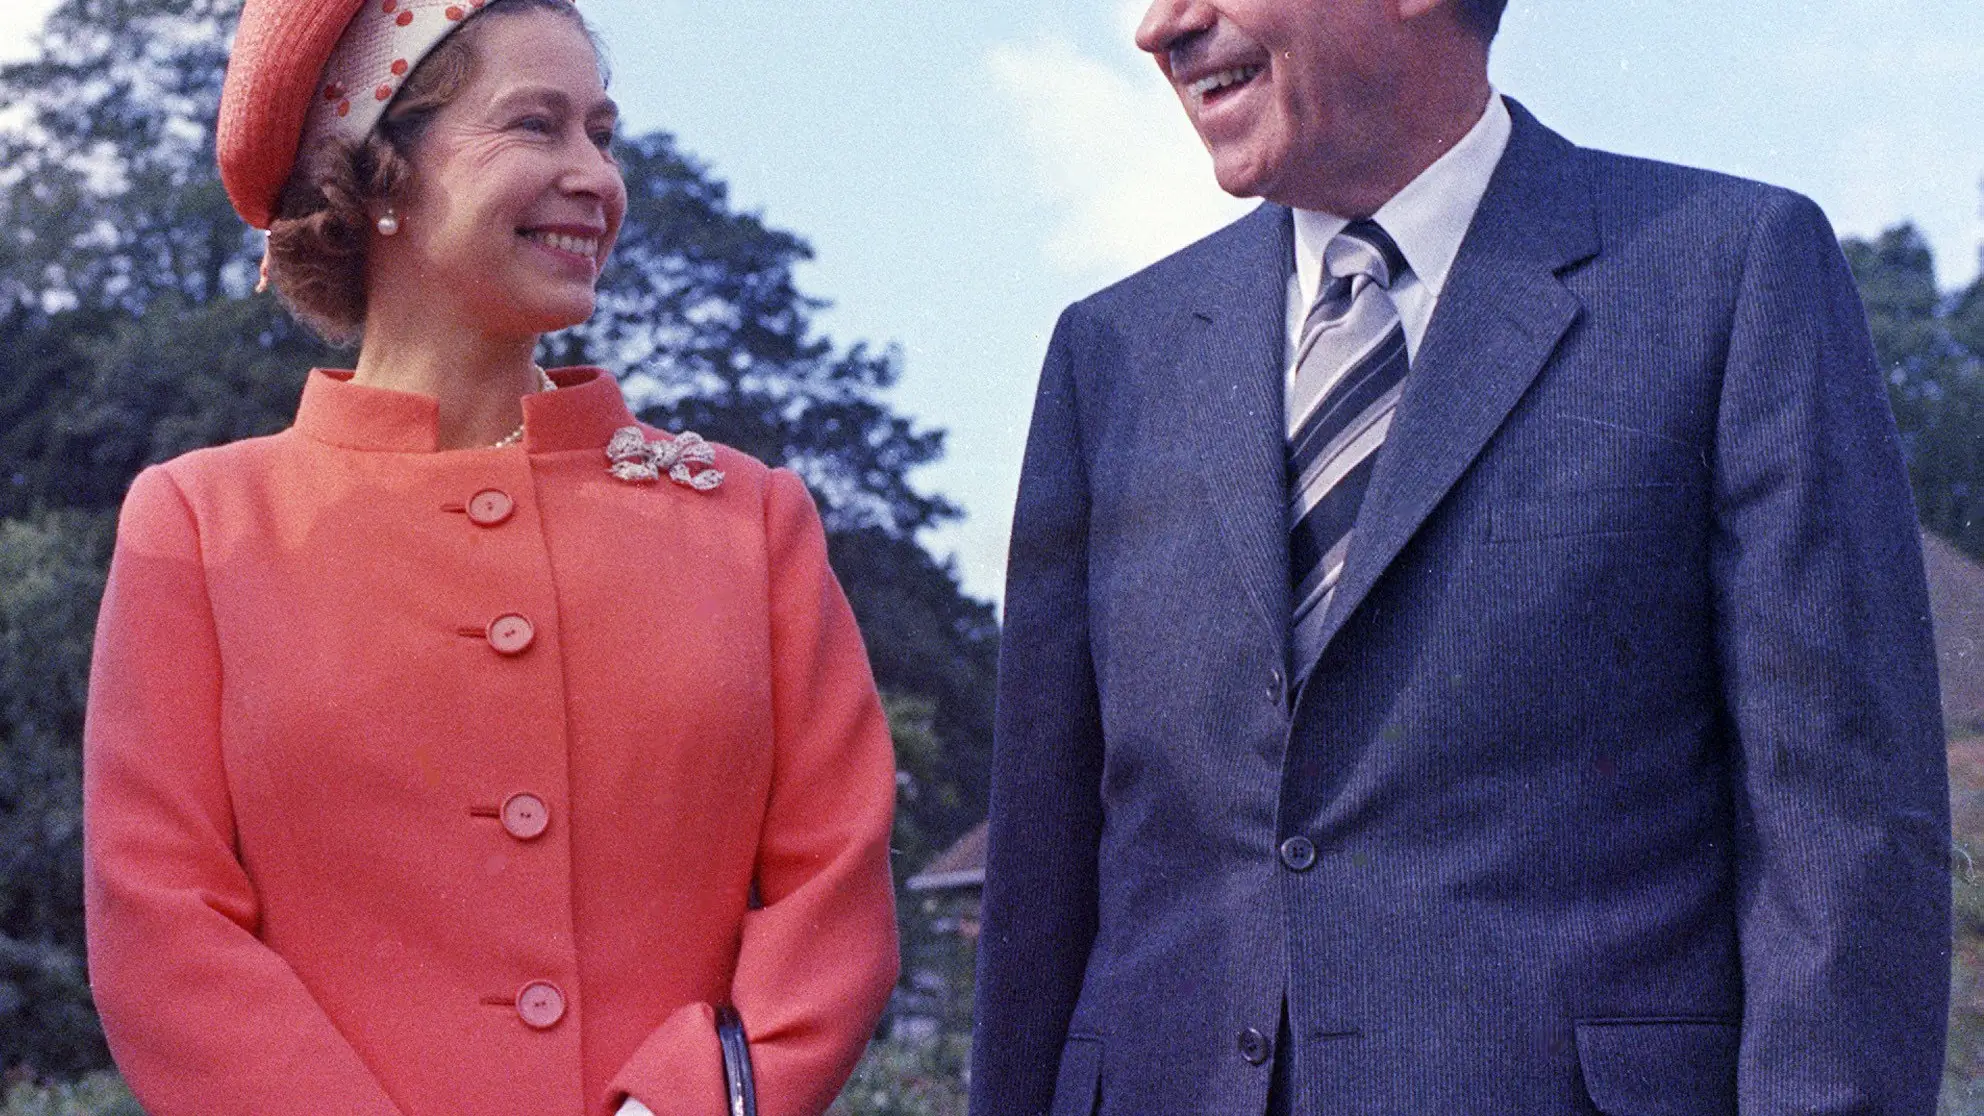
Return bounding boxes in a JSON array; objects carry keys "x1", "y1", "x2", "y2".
[
  {"x1": 516, "y1": 981, "x2": 566, "y2": 1029},
  {"x1": 486, "y1": 614, "x2": 534, "y2": 655},
  {"x1": 467, "y1": 490, "x2": 514, "y2": 526},
  {"x1": 501, "y1": 793, "x2": 550, "y2": 840}
]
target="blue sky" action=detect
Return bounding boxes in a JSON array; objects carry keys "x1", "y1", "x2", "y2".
[{"x1": 4, "y1": 0, "x2": 1980, "y2": 603}]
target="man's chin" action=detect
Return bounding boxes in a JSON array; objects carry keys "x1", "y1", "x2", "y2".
[{"x1": 1206, "y1": 154, "x2": 1274, "y2": 203}]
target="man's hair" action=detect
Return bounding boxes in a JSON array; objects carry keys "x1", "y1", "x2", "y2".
[{"x1": 1455, "y1": 0, "x2": 1510, "y2": 42}]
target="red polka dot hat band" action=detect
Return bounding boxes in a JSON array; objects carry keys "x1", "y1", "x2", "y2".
[{"x1": 216, "y1": 0, "x2": 574, "y2": 230}]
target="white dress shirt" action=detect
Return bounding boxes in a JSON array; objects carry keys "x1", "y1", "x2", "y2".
[{"x1": 1286, "y1": 92, "x2": 1514, "y2": 370}]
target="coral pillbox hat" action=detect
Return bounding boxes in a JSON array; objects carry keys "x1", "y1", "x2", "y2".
[
  {"x1": 218, "y1": 0, "x2": 555, "y2": 230},
  {"x1": 218, "y1": 0, "x2": 371, "y2": 230}
]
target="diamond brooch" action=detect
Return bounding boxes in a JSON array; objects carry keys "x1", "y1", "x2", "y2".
[{"x1": 606, "y1": 425, "x2": 725, "y2": 491}]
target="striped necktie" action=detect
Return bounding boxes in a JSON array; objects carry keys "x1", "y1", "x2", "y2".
[{"x1": 1287, "y1": 218, "x2": 1410, "y2": 684}]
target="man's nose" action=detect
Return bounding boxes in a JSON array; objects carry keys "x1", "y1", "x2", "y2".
[{"x1": 1134, "y1": 0, "x2": 1213, "y2": 59}]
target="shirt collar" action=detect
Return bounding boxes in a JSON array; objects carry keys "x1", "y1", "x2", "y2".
[
  {"x1": 1292, "y1": 91, "x2": 1513, "y2": 308},
  {"x1": 294, "y1": 365, "x2": 637, "y2": 454}
]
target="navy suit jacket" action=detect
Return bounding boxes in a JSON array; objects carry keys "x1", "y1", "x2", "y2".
[{"x1": 972, "y1": 103, "x2": 1951, "y2": 1115}]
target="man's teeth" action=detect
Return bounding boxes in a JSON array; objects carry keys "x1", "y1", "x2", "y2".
[
  {"x1": 1187, "y1": 66, "x2": 1262, "y2": 100},
  {"x1": 527, "y1": 231, "x2": 599, "y2": 258}
]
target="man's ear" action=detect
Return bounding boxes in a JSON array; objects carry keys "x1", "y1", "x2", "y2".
[{"x1": 1396, "y1": 0, "x2": 1450, "y2": 22}]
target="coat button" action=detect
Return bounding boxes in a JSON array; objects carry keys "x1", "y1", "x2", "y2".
[
  {"x1": 486, "y1": 614, "x2": 535, "y2": 655},
  {"x1": 1237, "y1": 1026, "x2": 1272, "y2": 1065},
  {"x1": 1269, "y1": 668, "x2": 1286, "y2": 700},
  {"x1": 467, "y1": 489, "x2": 514, "y2": 526},
  {"x1": 501, "y1": 793, "x2": 550, "y2": 840},
  {"x1": 516, "y1": 981, "x2": 566, "y2": 1029},
  {"x1": 1279, "y1": 836, "x2": 1317, "y2": 871}
]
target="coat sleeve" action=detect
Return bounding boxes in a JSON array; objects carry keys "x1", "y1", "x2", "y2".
[
  {"x1": 969, "y1": 307, "x2": 1108, "y2": 1116},
  {"x1": 1710, "y1": 192, "x2": 1952, "y2": 1113},
  {"x1": 610, "y1": 466, "x2": 899, "y2": 1116},
  {"x1": 83, "y1": 466, "x2": 407, "y2": 1116}
]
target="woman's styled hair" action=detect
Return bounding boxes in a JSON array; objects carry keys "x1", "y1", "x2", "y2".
[{"x1": 262, "y1": 0, "x2": 593, "y2": 346}]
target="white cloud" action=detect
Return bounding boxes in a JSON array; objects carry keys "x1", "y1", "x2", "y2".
[{"x1": 983, "y1": 32, "x2": 1253, "y2": 278}]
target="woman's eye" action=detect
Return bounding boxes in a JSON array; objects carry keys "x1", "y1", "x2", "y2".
[{"x1": 515, "y1": 116, "x2": 554, "y2": 134}]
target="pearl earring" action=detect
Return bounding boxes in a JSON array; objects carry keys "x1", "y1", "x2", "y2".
[{"x1": 376, "y1": 209, "x2": 401, "y2": 237}]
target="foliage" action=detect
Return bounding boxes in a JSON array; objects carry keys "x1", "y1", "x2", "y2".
[
  {"x1": 828, "y1": 1036, "x2": 971, "y2": 1116},
  {"x1": 857, "y1": 546, "x2": 996, "y2": 854},
  {"x1": 1950, "y1": 873, "x2": 1984, "y2": 1114},
  {"x1": 1947, "y1": 731, "x2": 1984, "y2": 1115},
  {"x1": 0, "y1": 297, "x2": 320, "y2": 519},
  {"x1": 0, "y1": 1073, "x2": 141, "y2": 1116},
  {"x1": 883, "y1": 693, "x2": 949, "y2": 876},
  {"x1": 0, "y1": 0, "x2": 250, "y2": 316},
  {"x1": 1842, "y1": 225, "x2": 1984, "y2": 561},
  {"x1": 0, "y1": 514, "x2": 116, "y2": 1078},
  {"x1": 881, "y1": 695, "x2": 981, "y2": 1072}
]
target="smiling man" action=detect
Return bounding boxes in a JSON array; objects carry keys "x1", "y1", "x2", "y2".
[{"x1": 970, "y1": 0, "x2": 1952, "y2": 1113}]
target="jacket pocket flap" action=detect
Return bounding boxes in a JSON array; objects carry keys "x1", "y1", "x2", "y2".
[
  {"x1": 1574, "y1": 1019, "x2": 1737, "y2": 1116},
  {"x1": 1049, "y1": 1035, "x2": 1102, "y2": 1116}
]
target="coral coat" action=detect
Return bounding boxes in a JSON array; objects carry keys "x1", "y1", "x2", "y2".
[{"x1": 83, "y1": 368, "x2": 899, "y2": 1116}]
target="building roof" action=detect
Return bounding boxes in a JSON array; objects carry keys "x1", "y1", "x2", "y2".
[
  {"x1": 1927, "y1": 531, "x2": 1984, "y2": 731},
  {"x1": 906, "y1": 821, "x2": 987, "y2": 892}
]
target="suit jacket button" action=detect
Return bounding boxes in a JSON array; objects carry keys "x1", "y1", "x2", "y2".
[
  {"x1": 516, "y1": 981, "x2": 566, "y2": 1029},
  {"x1": 1279, "y1": 836, "x2": 1317, "y2": 871},
  {"x1": 501, "y1": 793, "x2": 550, "y2": 840},
  {"x1": 486, "y1": 614, "x2": 535, "y2": 655},
  {"x1": 1237, "y1": 1026, "x2": 1272, "y2": 1065},
  {"x1": 1268, "y1": 668, "x2": 1285, "y2": 700},
  {"x1": 467, "y1": 489, "x2": 515, "y2": 526}
]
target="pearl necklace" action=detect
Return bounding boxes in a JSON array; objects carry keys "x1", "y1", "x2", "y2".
[{"x1": 489, "y1": 366, "x2": 557, "y2": 449}]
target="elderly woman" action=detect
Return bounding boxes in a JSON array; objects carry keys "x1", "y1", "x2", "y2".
[{"x1": 80, "y1": 1, "x2": 899, "y2": 1114}]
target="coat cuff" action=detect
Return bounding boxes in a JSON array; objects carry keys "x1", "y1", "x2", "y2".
[{"x1": 610, "y1": 1001, "x2": 727, "y2": 1116}]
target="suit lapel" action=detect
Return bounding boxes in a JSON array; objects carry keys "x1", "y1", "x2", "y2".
[
  {"x1": 1311, "y1": 104, "x2": 1602, "y2": 656},
  {"x1": 1172, "y1": 203, "x2": 1296, "y2": 647}
]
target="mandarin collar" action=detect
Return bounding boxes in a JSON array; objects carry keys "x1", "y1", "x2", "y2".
[{"x1": 293, "y1": 366, "x2": 637, "y2": 454}]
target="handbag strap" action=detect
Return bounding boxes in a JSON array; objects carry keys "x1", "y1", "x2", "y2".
[{"x1": 716, "y1": 1003, "x2": 757, "y2": 1116}]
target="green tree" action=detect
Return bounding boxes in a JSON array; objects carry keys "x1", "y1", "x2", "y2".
[
  {"x1": 0, "y1": 513, "x2": 115, "y2": 1078},
  {"x1": 1842, "y1": 224, "x2": 1984, "y2": 560},
  {"x1": 0, "y1": 0, "x2": 248, "y2": 317},
  {"x1": 1, "y1": 296, "x2": 324, "y2": 520},
  {"x1": 0, "y1": 1071, "x2": 142, "y2": 1116}
]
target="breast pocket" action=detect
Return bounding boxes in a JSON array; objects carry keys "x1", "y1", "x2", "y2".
[
  {"x1": 1574, "y1": 1018, "x2": 1738, "y2": 1116},
  {"x1": 1049, "y1": 1035, "x2": 1103, "y2": 1116}
]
